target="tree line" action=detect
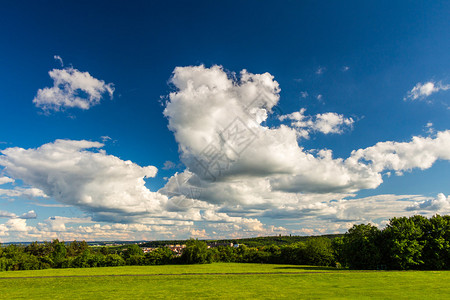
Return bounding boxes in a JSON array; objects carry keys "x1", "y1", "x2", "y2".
[
  {"x1": 1, "y1": 215, "x2": 450, "y2": 271},
  {"x1": 335, "y1": 214, "x2": 450, "y2": 270}
]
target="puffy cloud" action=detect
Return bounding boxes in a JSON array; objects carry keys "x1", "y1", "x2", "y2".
[
  {"x1": 279, "y1": 108, "x2": 354, "y2": 138},
  {"x1": 5, "y1": 218, "x2": 29, "y2": 232},
  {"x1": 407, "y1": 193, "x2": 450, "y2": 212},
  {"x1": 33, "y1": 63, "x2": 114, "y2": 112},
  {"x1": 0, "y1": 138, "x2": 275, "y2": 237},
  {"x1": 404, "y1": 81, "x2": 450, "y2": 101},
  {"x1": 162, "y1": 65, "x2": 383, "y2": 197},
  {"x1": 314, "y1": 113, "x2": 354, "y2": 134},
  {"x1": 20, "y1": 210, "x2": 37, "y2": 219},
  {"x1": 0, "y1": 176, "x2": 14, "y2": 185},
  {"x1": 44, "y1": 216, "x2": 92, "y2": 232},
  {"x1": 164, "y1": 65, "x2": 280, "y2": 156},
  {"x1": 161, "y1": 64, "x2": 450, "y2": 212},
  {"x1": 0, "y1": 139, "x2": 167, "y2": 222},
  {"x1": 350, "y1": 130, "x2": 450, "y2": 173},
  {"x1": 190, "y1": 229, "x2": 208, "y2": 238}
]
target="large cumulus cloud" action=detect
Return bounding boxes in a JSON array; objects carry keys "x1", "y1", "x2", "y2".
[
  {"x1": 0, "y1": 139, "x2": 167, "y2": 221},
  {"x1": 160, "y1": 65, "x2": 450, "y2": 229},
  {"x1": 162, "y1": 65, "x2": 383, "y2": 201}
]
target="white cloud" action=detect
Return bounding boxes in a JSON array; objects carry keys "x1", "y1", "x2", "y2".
[
  {"x1": 0, "y1": 139, "x2": 167, "y2": 222},
  {"x1": 0, "y1": 210, "x2": 36, "y2": 220},
  {"x1": 0, "y1": 187, "x2": 47, "y2": 198},
  {"x1": 190, "y1": 228, "x2": 208, "y2": 238},
  {"x1": 0, "y1": 139, "x2": 273, "y2": 238},
  {"x1": 350, "y1": 130, "x2": 450, "y2": 173},
  {"x1": 20, "y1": 210, "x2": 37, "y2": 219},
  {"x1": 279, "y1": 108, "x2": 354, "y2": 138},
  {"x1": 314, "y1": 113, "x2": 354, "y2": 134},
  {"x1": 407, "y1": 193, "x2": 450, "y2": 212},
  {"x1": 162, "y1": 160, "x2": 177, "y2": 170},
  {"x1": 100, "y1": 135, "x2": 112, "y2": 142},
  {"x1": 342, "y1": 66, "x2": 350, "y2": 72},
  {"x1": 404, "y1": 81, "x2": 450, "y2": 101},
  {"x1": 0, "y1": 176, "x2": 14, "y2": 185},
  {"x1": 5, "y1": 218, "x2": 29, "y2": 232},
  {"x1": 162, "y1": 65, "x2": 450, "y2": 202},
  {"x1": 300, "y1": 91, "x2": 308, "y2": 98},
  {"x1": 425, "y1": 122, "x2": 434, "y2": 134},
  {"x1": 54, "y1": 55, "x2": 64, "y2": 67},
  {"x1": 33, "y1": 63, "x2": 114, "y2": 112},
  {"x1": 316, "y1": 94, "x2": 323, "y2": 101},
  {"x1": 163, "y1": 66, "x2": 378, "y2": 202}
]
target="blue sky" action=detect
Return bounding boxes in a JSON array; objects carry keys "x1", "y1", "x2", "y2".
[{"x1": 1, "y1": 1, "x2": 450, "y2": 241}]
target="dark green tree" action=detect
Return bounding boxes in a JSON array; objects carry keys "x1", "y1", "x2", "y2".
[
  {"x1": 339, "y1": 224, "x2": 382, "y2": 269},
  {"x1": 383, "y1": 216, "x2": 424, "y2": 270},
  {"x1": 303, "y1": 237, "x2": 335, "y2": 267},
  {"x1": 420, "y1": 215, "x2": 450, "y2": 269},
  {"x1": 123, "y1": 244, "x2": 144, "y2": 258},
  {"x1": 51, "y1": 240, "x2": 67, "y2": 268},
  {"x1": 181, "y1": 239, "x2": 211, "y2": 264},
  {"x1": 145, "y1": 247, "x2": 174, "y2": 265}
]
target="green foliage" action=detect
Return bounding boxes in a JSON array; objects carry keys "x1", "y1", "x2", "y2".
[
  {"x1": 104, "y1": 254, "x2": 125, "y2": 266},
  {"x1": 383, "y1": 216, "x2": 425, "y2": 269},
  {"x1": 338, "y1": 224, "x2": 382, "y2": 269},
  {"x1": 51, "y1": 240, "x2": 67, "y2": 268},
  {"x1": 145, "y1": 247, "x2": 174, "y2": 265},
  {"x1": 181, "y1": 239, "x2": 211, "y2": 264},
  {"x1": 420, "y1": 215, "x2": 450, "y2": 270},
  {"x1": 124, "y1": 244, "x2": 144, "y2": 257},
  {"x1": 331, "y1": 215, "x2": 450, "y2": 270},
  {"x1": 279, "y1": 242, "x2": 306, "y2": 264},
  {"x1": 303, "y1": 237, "x2": 335, "y2": 266},
  {"x1": 66, "y1": 240, "x2": 89, "y2": 257}
]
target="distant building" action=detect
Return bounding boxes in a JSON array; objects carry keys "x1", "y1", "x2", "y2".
[
  {"x1": 207, "y1": 242, "x2": 234, "y2": 248},
  {"x1": 141, "y1": 247, "x2": 156, "y2": 253}
]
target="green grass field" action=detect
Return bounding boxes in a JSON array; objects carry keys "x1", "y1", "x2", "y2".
[{"x1": 0, "y1": 263, "x2": 449, "y2": 299}]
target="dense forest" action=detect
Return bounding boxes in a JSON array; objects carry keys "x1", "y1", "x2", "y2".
[{"x1": 1, "y1": 215, "x2": 450, "y2": 271}]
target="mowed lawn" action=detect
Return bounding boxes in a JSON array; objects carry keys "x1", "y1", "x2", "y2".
[{"x1": 0, "y1": 263, "x2": 449, "y2": 299}]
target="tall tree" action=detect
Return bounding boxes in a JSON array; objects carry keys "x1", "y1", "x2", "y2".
[
  {"x1": 181, "y1": 239, "x2": 211, "y2": 264},
  {"x1": 338, "y1": 224, "x2": 382, "y2": 269},
  {"x1": 383, "y1": 216, "x2": 424, "y2": 270}
]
